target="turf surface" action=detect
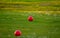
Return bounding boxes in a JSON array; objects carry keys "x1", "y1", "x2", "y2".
[
  {"x1": 0, "y1": 1, "x2": 60, "y2": 11},
  {"x1": 0, "y1": 0, "x2": 60, "y2": 2},
  {"x1": 0, "y1": 10, "x2": 60, "y2": 38}
]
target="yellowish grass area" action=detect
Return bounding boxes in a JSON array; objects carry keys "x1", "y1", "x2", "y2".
[
  {"x1": 0, "y1": 1, "x2": 60, "y2": 14},
  {"x1": 0, "y1": 1, "x2": 60, "y2": 11},
  {"x1": 0, "y1": 1, "x2": 60, "y2": 4},
  {"x1": 3, "y1": 9, "x2": 60, "y2": 14}
]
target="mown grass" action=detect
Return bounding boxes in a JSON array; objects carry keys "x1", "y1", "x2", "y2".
[
  {"x1": 0, "y1": 10, "x2": 60, "y2": 38},
  {"x1": 0, "y1": 0, "x2": 60, "y2": 2},
  {"x1": 0, "y1": 1, "x2": 60, "y2": 11}
]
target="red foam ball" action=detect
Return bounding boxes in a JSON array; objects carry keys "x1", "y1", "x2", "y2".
[
  {"x1": 14, "y1": 30, "x2": 21, "y2": 36},
  {"x1": 28, "y1": 16, "x2": 33, "y2": 21}
]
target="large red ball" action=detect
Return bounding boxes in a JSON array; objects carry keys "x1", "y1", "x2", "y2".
[
  {"x1": 14, "y1": 30, "x2": 21, "y2": 36},
  {"x1": 28, "y1": 16, "x2": 33, "y2": 21}
]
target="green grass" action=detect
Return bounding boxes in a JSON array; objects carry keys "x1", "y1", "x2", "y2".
[
  {"x1": 0, "y1": 0, "x2": 60, "y2": 2},
  {"x1": 0, "y1": 1, "x2": 60, "y2": 11},
  {"x1": 0, "y1": 10, "x2": 60, "y2": 38}
]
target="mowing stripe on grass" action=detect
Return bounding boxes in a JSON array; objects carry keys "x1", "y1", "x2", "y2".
[{"x1": 0, "y1": 1, "x2": 60, "y2": 11}]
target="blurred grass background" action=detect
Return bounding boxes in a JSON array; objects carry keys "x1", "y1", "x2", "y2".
[
  {"x1": 0, "y1": 10, "x2": 60, "y2": 38},
  {"x1": 0, "y1": 0, "x2": 60, "y2": 38},
  {"x1": 0, "y1": 0, "x2": 60, "y2": 2},
  {"x1": 0, "y1": 1, "x2": 60, "y2": 11}
]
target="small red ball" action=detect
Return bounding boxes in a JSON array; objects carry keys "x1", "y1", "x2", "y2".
[
  {"x1": 14, "y1": 30, "x2": 21, "y2": 36},
  {"x1": 28, "y1": 16, "x2": 33, "y2": 21}
]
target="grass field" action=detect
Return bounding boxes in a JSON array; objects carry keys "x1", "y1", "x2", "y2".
[
  {"x1": 0, "y1": 10, "x2": 60, "y2": 38},
  {"x1": 0, "y1": 1, "x2": 60, "y2": 11},
  {"x1": 0, "y1": 0, "x2": 60, "y2": 2},
  {"x1": 0, "y1": 0, "x2": 60, "y2": 38}
]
